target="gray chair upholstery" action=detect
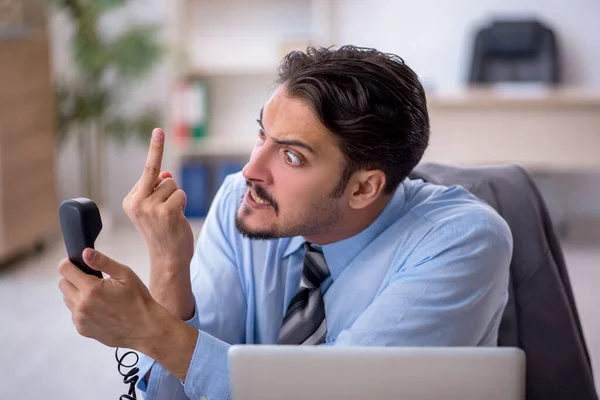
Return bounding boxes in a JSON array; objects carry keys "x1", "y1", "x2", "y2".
[{"x1": 410, "y1": 163, "x2": 598, "y2": 400}]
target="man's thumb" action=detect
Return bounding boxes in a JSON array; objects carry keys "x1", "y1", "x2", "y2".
[{"x1": 83, "y1": 248, "x2": 128, "y2": 280}]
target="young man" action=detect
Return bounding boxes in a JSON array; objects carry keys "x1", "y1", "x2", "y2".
[{"x1": 58, "y1": 46, "x2": 512, "y2": 400}]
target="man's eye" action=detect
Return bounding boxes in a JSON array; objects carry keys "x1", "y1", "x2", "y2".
[
  {"x1": 284, "y1": 150, "x2": 303, "y2": 166},
  {"x1": 257, "y1": 129, "x2": 266, "y2": 141}
]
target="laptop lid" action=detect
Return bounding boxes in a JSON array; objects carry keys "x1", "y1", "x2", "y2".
[{"x1": 228, "y1": 345, "x2": 525, "y2": 400}]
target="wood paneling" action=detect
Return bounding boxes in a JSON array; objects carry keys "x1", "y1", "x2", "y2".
[
  {"x1": 0, "y1": 28, "x2": 52, "y2": 99},
  {"x1": 0, "y1": 90, "x2": 55, "y2": 148},
  {"x1": 0, "y1": 0, "x2": 58, "y2": 261}
]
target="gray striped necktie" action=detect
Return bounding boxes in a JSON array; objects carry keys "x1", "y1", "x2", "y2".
[{"x1": 278, "y1": 242, "x2": 330, "y2": 345}]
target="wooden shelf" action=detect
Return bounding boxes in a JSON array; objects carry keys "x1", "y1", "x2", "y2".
[
  {"x1": 428, "y1": 86, "x2": 600, "y2": 109},
  {"x1": 425, "y1": 87, "x2": 600, "y2": 171},
  {"x1": 169, "y1": 0, "x2": 333, "y2": 80}
]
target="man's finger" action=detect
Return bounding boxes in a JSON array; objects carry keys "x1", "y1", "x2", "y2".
[
  {"x1": 83, "y1": 248, "x2": 130, "y2": 281},
  {"x1": 127, "y1": 171, "x2": 171, "y2": 200},
  {"x1": 151, "y1": 171, "x2": 173, "y2": 191},
  {"x1": 165, "y1": 189, "x2": 187, "y2": 213},
  {"x1": 58, "y1": 278, "x2": 79, "y2": 309},
  {"x1": 160, "y1": 171, "x2": 173, "y2": 180},
  {"x1": 127, "y1": 180, "x2": 140, "y2": 198},
  {"x1": 151, "y1": 178, "x2": 178, "y2": 203},
  {"x1": 58, "y1": 258, "x2": 98, "y2": 290},
  {"x1": 138, "y1": 128, "x2": 165, "y2": 197}
]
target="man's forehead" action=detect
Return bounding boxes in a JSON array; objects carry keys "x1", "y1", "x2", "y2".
[{"x1": 261, "y1": 88, "x2": 332, "y2": 146}]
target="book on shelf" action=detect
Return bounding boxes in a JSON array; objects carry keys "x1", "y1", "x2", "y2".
[
  {"x1": 173, "y1": 78, "x2": 209, "y2": 145},
  {"x1": 181, "y1": 159, "x2": 244, "y2": 219}
]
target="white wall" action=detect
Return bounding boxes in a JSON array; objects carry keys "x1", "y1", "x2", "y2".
[{"x1": 333, "y1": 0, "x2": 600, "y2": 90}]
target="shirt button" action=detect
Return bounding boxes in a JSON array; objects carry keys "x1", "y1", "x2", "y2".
[{"x1": 200, "y1": 396, "x2": 208, "y2": 400}]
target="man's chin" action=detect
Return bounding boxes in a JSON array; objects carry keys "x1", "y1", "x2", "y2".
[{"x1": 234, "y1": 214, "x2": 280, "y2": 241}]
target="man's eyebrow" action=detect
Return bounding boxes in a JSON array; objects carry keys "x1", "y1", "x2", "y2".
[
  {"x1": 273, "y1": 137, "x2": 316, "y2": 154},
  {"x1": 256, "y1": 108, "x2": 316, "y2": 154},
  {"x1": 257, "y1": 107, "x2": 265, "y2": 130}
]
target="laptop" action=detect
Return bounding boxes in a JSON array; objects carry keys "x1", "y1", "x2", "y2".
[{"x1": 228, "y1": 345, "x2": 526, "y2": 400}]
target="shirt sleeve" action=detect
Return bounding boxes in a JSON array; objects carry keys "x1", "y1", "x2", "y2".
[
  {"x1": 331, "y1": 215, "x2": 513, "y2": 347},
  {"x1": 137, "y1": 175, "x2": 246, "y2": 400}
]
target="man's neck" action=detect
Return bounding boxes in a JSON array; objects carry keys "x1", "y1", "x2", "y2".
[{"x1": 304, "y1": 195, "x2": 392, "y2": 245}]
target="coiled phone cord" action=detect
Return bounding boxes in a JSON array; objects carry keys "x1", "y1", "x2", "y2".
[{"x1": 115, "y1": 348, "x2": 139, "y2": 400}]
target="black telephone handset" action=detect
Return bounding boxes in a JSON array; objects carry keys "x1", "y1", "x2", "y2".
[
  {"x1": 58, "y1": 197, "x2": 140, "y2": 399},
  {"x1": 58, "y1": 198, "x2": 103, "y2": 278}
]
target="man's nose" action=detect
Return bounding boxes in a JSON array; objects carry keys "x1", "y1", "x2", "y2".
[{"x1": 242, "y1": 143, "x2": 273, "y2": 184}]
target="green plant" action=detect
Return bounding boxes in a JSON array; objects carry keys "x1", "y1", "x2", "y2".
[{"x1": 50, "y1": 0, "x2": 162, "y2": 204}]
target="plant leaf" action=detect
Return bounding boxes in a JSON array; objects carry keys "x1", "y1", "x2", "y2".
[
  {"x1": 89, "y1": 0, "x2": 127, "y2": 13},
  {"x1": 105, "y1": 108, "x2": 162, "y2": 144},
  {"x1": 54, "y1": 79, "x2": 112, "y2": 143},
  {"x1": 54, "y1": 84, "x2": 74, "y2": 143},
  {"x1": 47, "y1": 0, "x2": 128, "y2": 15},
  {"x1": 48, "y1": 0, "x2": 163, "y2": 149},
  {"x1": 105, "y1": 24, "x2": 162, "y2": 80}
]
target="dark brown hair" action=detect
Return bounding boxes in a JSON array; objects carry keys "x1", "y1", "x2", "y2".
[{"x1": 277, "y1": 45, "x2": 430, "y2": 196}]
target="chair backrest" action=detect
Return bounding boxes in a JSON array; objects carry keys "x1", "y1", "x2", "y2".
[
  {"x1": 410, "y1": 163, "x2": 598, "y2": 400},
  {"x1": 468, "y1": 20, "x2": 560, "y2": 84}
]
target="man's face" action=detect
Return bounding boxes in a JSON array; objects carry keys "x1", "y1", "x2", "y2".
[{"x1": 235, "y1": 86, "x2": 349, "y2": 241}]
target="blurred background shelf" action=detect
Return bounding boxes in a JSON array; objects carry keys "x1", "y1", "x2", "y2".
[
  {"x1": 428, "y1": 86, "x2": 600, "y2": 108},
  {"x1": 425, "y1": 87, "x2": 600, "y2": 171},
  {"x1": 171, "y1": 0, "x2": 331, "y2": 75}
]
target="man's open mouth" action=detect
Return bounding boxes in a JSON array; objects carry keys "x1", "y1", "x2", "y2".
[{"x1": 250, "y1": 190, "x2": 271, "y2": 205}]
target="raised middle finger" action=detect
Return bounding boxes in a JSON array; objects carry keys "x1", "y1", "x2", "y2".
[{"x1": 138, "y1": 128, "x2": 165, "y2": 198}]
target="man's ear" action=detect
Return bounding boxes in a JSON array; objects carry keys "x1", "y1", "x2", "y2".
[{"x1": 348, "y1": 170, "x2": 386, "y2": 210}]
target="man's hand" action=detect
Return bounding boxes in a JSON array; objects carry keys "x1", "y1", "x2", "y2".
[
  {"x1": 58, "y1": 248, "x2": 160, "y2": 349},
  {"x1": 123, "y1": 128, "x2": 195, "y2": 319},
  {"x1": 123, "y1": 128, "x2": 194, "y2": 272},
  {"x1": 58, "y1": 248, "x2": 198, "y2": 381}
]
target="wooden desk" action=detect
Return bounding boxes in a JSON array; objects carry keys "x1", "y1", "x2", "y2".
[{"x1": 423, "y1": 87, "x2": 600, "y2": 171}]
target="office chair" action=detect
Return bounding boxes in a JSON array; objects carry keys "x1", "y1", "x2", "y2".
[
  {"x1": 410, "y1": 163, "x2": 598, "y2": 400},
  {"x1": 468, "y1": 20, "x2": 560, "y2": 84}
]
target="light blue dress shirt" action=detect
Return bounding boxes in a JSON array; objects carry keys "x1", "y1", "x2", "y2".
[{"x1": 136, "y1": 172, "x2": 513, "y2": 400}]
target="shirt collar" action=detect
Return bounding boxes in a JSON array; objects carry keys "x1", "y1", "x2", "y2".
[
  {"x1": 282, "y1": 235, "x2": 306, "y2": 258},
  {"x1": 282, "y1": 179, "x2": 408, "y2": 281}
]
